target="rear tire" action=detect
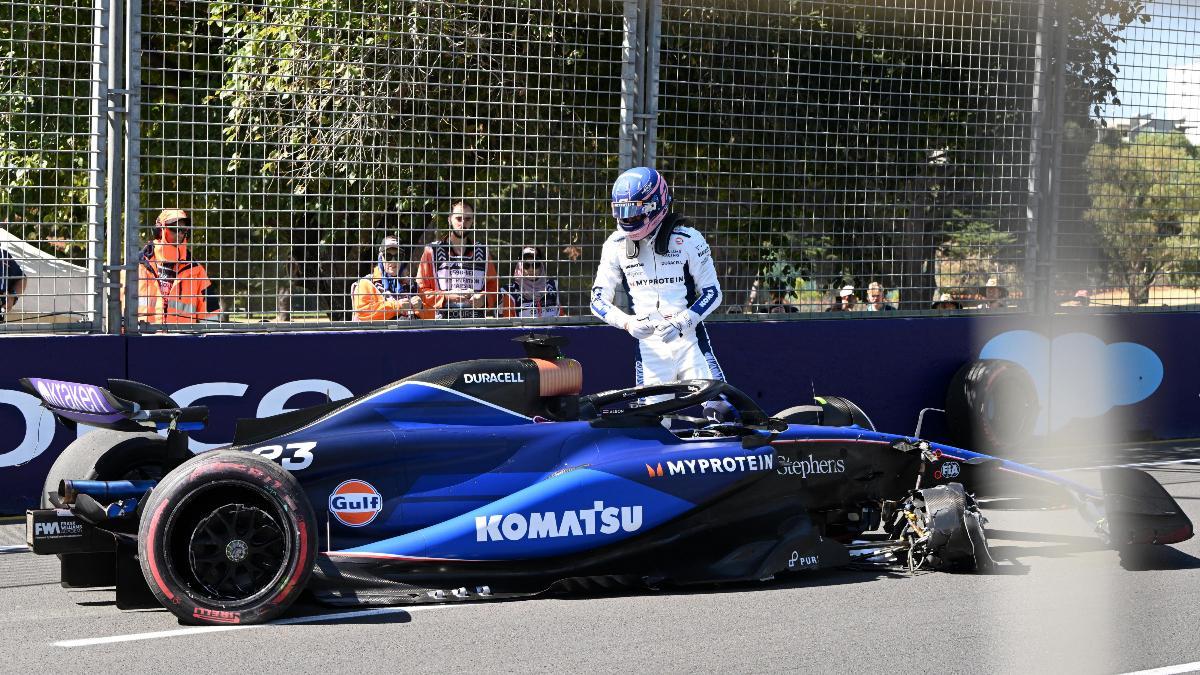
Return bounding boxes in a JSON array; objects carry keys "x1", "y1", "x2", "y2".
[
  {"x1": 776, "y1": 395, "x2": 875, "y2": 431},
  {"x1": 138, "y1": 450, "x2": 317, "y2": 625},
  {"x1": 40, "y1": 430, "x2": 167, "y2": 508}
]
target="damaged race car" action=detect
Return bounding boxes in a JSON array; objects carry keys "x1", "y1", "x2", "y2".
[{"x1": 23, "y1": 335, "x2": 1194, "y2": 626}]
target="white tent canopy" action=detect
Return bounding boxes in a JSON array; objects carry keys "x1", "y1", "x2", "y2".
[{"x1": 0, "y1": 227, "x2": 93, "y2": 324}]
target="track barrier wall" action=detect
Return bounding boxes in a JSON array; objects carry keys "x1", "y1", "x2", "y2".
[{"x1": 0, "y1": 314, "x2": 1193, "y2": 513}]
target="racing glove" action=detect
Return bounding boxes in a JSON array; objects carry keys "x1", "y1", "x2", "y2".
[
  {"x1": 624, "y1": 316, "x2": 656, "y2": 340},
  {"x1": 653, "y1": 310, "x2": 700, "y2": 344}
]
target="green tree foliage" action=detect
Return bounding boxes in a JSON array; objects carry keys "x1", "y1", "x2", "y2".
[
  {"x1": 1083, "y1": 132, "x2": 1200, "y2": 305},
  {"x1": 937, "y1": 214, "x2": 1019, "y2": 291},
  {"x1": 1060, "y1": 0, "x2": 1150, "y2": 117},
  {"x1": 0, "y1": 0, "x2": 94, "y2": 259},
  {"x1": 199, "y1": 0, "x2": 621, "y2": 315},
  {"x1": 658, "y1": 0, "x2": 1145, "y2": 308}
]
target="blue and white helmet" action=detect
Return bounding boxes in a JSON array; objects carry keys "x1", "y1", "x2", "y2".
[{"x1": 611, "y1": 166, "x2": 671, "y2": 241}]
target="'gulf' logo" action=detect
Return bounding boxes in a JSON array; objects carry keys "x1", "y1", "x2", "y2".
[{"x1": 328, "y1": 479, "x2": 382, "y2": 527}]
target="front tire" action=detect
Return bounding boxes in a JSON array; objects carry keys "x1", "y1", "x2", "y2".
[{"x1": 138, "y1": 450, "x2": 317, "y2": 625}]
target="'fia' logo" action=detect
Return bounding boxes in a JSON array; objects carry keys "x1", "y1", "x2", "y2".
[{"x1": 328, "y1": 479, "x2": 382, "y2": 527}]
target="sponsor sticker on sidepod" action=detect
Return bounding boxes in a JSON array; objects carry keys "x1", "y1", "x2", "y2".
[{"x1": 329, "y1": 479, "x2": 382, "y2": 527}]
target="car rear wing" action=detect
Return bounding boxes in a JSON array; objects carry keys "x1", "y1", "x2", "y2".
[{"x1": 19, "y1": 377, "x2": 208, "y2": 432}]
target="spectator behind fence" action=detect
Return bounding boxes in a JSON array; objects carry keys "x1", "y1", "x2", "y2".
[
  {"x1": 1062, "y1": 289, "x2": 1091, "y2": 308},
  {"x1": 1, "y1": 246, "x2": 27, "y2": 320},
  {"x1": 352, "y1": 235, "x2": 429, "y2": 321},
  {"x1": 976, "y1": 277, "x2": 1010, "y2": 309},
  {"x1": 501, "y1": 246, "x2": 561, "y2": 318},
  {"x1": 865, "y1": 281, "x2": 896, "y2": 311},
  {"x1": 931, "y1": 293, "x2": 963, "y2": 310},
  {"x1": 133, "y1": 209, "x2": 219, "y2": 324},
  {"x1": 417, "y1": 201, "x2": 499, "y2": 319},
  {"x1": 838, "y1": 285, "x2": 860, "y2": 311}
]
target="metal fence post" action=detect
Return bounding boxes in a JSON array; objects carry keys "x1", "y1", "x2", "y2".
[
  {"x1": 1024, "y1": 0, "x2": 1047, "y2": 315},
  {"x1": 641, "y1": 0, "x2": 661, "y2": 167},
  {"x1": 619, "y1": 0, "x2": 642, "y2": 171},
  {"x1": 123, "y1": 0, "x2": 142, "y2": 333},
  {"x1": 88, "y1": 0, "x2": 111, "y2": 332},
  {"x1": 1027, "y1": 0, "x2": 1066, "y2": 316},
  {"x1": 103, "y1": 0, "x2": 128, "y2": 334},
  {"x1": 1040, "y1": 0, "x2": 1066, "y2": 316},
  {"x1": 1029, "y1": 0, "x2": 1066, "y2": 316}
]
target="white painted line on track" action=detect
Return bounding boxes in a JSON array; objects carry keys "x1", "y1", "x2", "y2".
[
  {"x1": 1119, "y1": 661, "x2": 1200, "y2": 675},
  {"x1": 55, "y1": 624, "x2": 252, "y2": 647},
  {"x1": 54, "y1": 604, "x2": 459, "y2": 648},
  {"x1": 1051, "y1": 458, "x2": 1200, "y2": 473}
]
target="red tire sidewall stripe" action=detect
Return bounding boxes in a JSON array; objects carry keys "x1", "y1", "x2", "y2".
[{"x1": 144, "y1": 497, "x2": 177, "y2": 604}]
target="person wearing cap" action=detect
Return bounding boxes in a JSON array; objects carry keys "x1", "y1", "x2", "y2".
[
  {"x1": 865, "y1": 281, "x2": 895, "y2": 311},
  {"x1": 416, "y1": 201, "x2": 500, "y2": 318},
  {"x1": 134, "y1": 209, "x2": 219, "y2": 323},
  {"x1": 0, "y1": 246, "x2": 26, "y2": 321},
  {"x1": 501, "y1": 246, "x2": 561, "y2": 318},
  {"x1": 838, "y1": 285, "x2": 860, "y2": 311},
  {"x1": 931, "y1": 293, "x2": 962, "y2": 311},
  {"x1": 976, "y1": 277, "x2": 1009, "y2": 310},
  {"x1": 352, "y1": 235, "x2": 429, "y2": 321}
]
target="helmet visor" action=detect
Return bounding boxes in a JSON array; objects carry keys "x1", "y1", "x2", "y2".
[{"x1": 611, "y1": 200, "x2": 658, "y2": 222}]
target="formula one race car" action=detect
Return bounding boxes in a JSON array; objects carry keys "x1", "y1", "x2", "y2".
[{"x1": 23, "y1": 335, "x2": 1194, "y2": 625}]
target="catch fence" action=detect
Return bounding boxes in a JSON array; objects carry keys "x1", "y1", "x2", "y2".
[{"x1": 2, "y1": 0, "x2": 1198, "y2": 334}]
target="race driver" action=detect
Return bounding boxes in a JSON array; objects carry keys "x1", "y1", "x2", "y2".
[{"x1": 590, "y1": 166, "x2": 732, "y2": 421}]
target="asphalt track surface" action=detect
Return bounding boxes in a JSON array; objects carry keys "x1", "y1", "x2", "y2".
[{"x1": 2, "y1": 443, "x2": 1199, "y2": 673}]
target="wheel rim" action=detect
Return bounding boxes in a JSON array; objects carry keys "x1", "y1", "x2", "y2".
[{"x1": 187, "y1": 503, "x2": 289, "y2": 601}]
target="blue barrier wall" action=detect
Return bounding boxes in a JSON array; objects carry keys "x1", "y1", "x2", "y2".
[{"x1": 1, "y1": 313, "x2": 1191, "y2": 512}]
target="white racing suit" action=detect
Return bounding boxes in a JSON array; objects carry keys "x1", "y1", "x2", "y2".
[{"x1": 590, "y1": 214, "x2": 725, "y2": 388}]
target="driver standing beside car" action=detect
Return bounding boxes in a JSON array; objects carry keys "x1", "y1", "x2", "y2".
[{"x1": 590, "y1": 166, "x2": 734, "y2": 422}]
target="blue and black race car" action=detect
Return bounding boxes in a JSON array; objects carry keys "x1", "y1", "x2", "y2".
[{"x1": 22, "y1": 335, "x2": 1193, "y2": 625}]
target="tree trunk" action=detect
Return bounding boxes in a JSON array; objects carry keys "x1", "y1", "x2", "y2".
[{"x1": 896, "y1": 176, "x2": 939, "y2": 309}]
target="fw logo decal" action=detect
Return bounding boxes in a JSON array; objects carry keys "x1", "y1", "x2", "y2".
[{"x1": 645, "y1": 463, "x2": 663, "y2": 478}]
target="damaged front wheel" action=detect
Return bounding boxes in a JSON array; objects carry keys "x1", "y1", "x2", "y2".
[{"x1": 895, "y1": 483, "x2": 995, "y2": 572}]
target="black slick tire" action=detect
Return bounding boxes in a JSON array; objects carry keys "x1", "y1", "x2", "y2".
[
  {"x1": 40, "y1": 430, "x2": 167, "y2": 508},
  {"x1": 945, "y1": 359, "x2": 1038, "y2": 453},
  {"x1": 776, "y1": 395, "x2": 875, "y2": 431}
]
